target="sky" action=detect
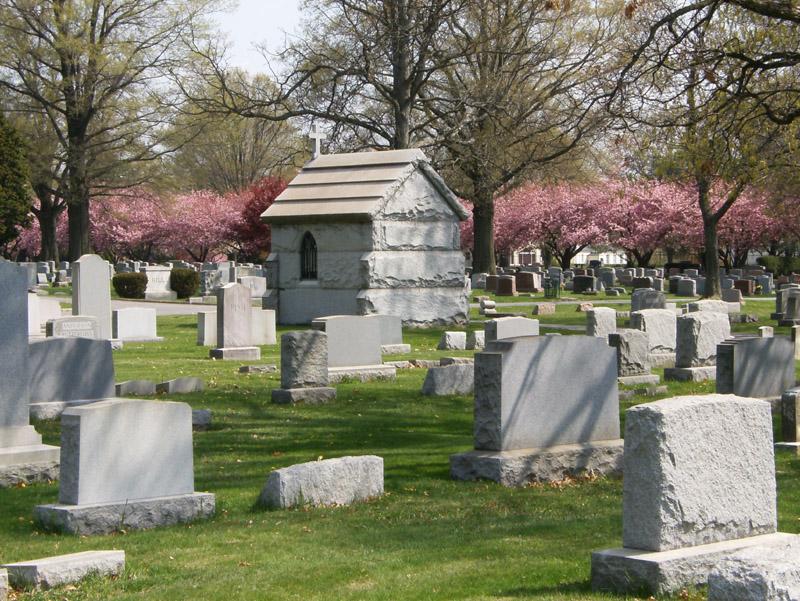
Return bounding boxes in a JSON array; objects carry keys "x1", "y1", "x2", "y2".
[{"x1": 214, "y1": 0, "x2": 303, "y2": 73}]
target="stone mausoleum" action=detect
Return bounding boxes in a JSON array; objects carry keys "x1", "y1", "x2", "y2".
[{"x1": 261, "y1": 149, "x2": 469, "y2": 325}]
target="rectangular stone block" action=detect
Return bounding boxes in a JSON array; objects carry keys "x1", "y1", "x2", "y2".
[
  {"x1": 271, "y1": 387, "x2": 336, "y2": 404},
  {"x1": 622, "y1": 395, "x2": 776, "y2": 552},
  {"x1": 421, "y1": 364, "x2": 474, "y2": 396},
  {"x1": 59, "y1": 399, "x2": 195, "y2": 505},
  {"x1": 630, "y1": 309, "x2": 676, "y2": 353},
  {"x1": 312, "y1": 315, "x2": 382, "y2": 368},
  {"x1": 592, "y1": 532, "x2": 797, "y2": 597},
  {"x1": 34, "y1": 492, "x2": 215, "y2": 535},
  {"x1": 156, "y1": 377, "x2": 204, "y2": 394},
  {"x1": 250, "y1": 308, "x2": 277, "y2": 345},
  {"x1": 280, "y1": 330, "x2": 329, "y2": 388},
  {"x1": 3, "y1": 550, "x2": 125, "y2": 589},
  {"x1": 28, "y1": 338, "x2": 115, "y2": 411},
  {"x1": 708, "y1": 538, "x2": 800, "y2": 601},
  {"x1": 197, "y1": 312, "x2": 216, "y2": 346},
  {"x1": 216, "y1": 283, "x2": 253, "y2": 349},
  {"x1": 141, "y1": 266, "x2": 176, "y2": 301},
  {"x1": 46, "y1": 316, "x2": 100, "y2": 339},
  {"x1": 716, "y1": 337, "x2": 795, "y2": 398},
  {"x1": 675, "y1": 312, "x2": 731, "y2": 367},
  {"x1": 484, "y1": 317, "x2": 539, "y2": 342},
  {"x1": 586, "y1": 307, "x2": 617, "y2": 338},
  {"x1": 474, "y1": 336, "x2": 620, "y2": 451},
  {"x1": 363, "y1": 314, "x2": 404, "y2": 346},
  {"x1": 259, "y1": 455, "x2": 383, "y2": 508},
  {"x1": 115, "y1": 380, "x2": 156, "y2": 396},
  {"x1": 609, "y1": 329, "x2": 650, "y2": 376},
  {"x1": 0, "y1": 263, "x2": 31, "y2": 429},
  {"x1": 437, "y1": 331, "x2": 466, "y2": 350},
  {"x1": 631, "y1": 289, "x2": 666, "y2": 312},
  {"x1": 112, "y1": 308, "x2": 160, "y2": 341}
]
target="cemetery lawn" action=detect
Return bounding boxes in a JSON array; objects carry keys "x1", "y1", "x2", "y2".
[{"x1": 1, "y1": 316, "x2": 798, "y2": 601}]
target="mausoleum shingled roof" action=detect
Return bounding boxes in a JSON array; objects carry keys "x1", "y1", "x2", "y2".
[{"x1": 261, "y1": 149, "x2": 468, "y2": 223}]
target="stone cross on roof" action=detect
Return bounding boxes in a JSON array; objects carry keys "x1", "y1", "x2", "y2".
[{"x1": 308, "y1": 124, "x2": 327, "y2": 159}]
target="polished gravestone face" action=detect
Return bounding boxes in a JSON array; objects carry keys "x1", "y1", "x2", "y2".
[
  {"x1": 216, "y1": 283, "x2": 253, "y2": 348},
  {"x1": 72, "y1": 254, "x2": 112, "y2": 339},
  {"x1": 0, "y1": 263, "x2": 31, "y2": 429},
  {"x1": 311, "y1": 315, "x2": 382, "y2": 368},
  {"x1": 473, "y1": 335, "x2": 619, "y2": 452},
  {"x1": 59, "y1": 399, "x2": 195, "y2": 505},
  {"x1": 716, "y1": 337, "x2": 796, "y2": 398}
]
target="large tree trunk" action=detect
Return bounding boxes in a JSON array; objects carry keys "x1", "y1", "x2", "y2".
[
  {"x1": 390, "y1": 0, "x2": 411, "y2": 149},
  {"x1": 67, "y1": 200, "x2": 90, "y2": 260},
  {"x1": 702, "y1": 216, "x2": 721, "y2": 298},
  {"x1": 38, "y1": 204, "x2": 60, "y2": 262},
  {"x1": 472, "y1": 199, "x2": 496, "y2": 274}
]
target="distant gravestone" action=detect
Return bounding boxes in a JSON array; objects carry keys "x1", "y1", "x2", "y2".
[
  {"x1": 450, "y1": 336, "x2": 622, "y2": 486},
  {"x1": 630, "y1": 309, "x2": 676, "y2": 353},
  {"x1": 210, "y1": 283, "x2": 260, "y2": 360},
  {"x1": 592, "y1": 394, "x2": 793, "y2": 596},
  {"x1": 421, "y1": 364, "x2": 474, "y2": 396},
  {"x1": 586, "y1": 307, "x2": 617, "y2": 339},
  {"x1": 677, "y1": 279, "x2": 697, "y2": 297},
  {"x1": 141, "y1": 266, "x2": 176, "y2": 301},
  {"x1": 665, "y1": 312, "x2": 731, "y2": 382},
  {"x1": 573, "y1": 275, "x2": 596, "y2": 294},
  {"x1": 238, "y1": 275, "x2": 267, "y2": 298},
  {"x1": 28, "y1": 338, "x2": 115, "y2": 420},
  {"x1": 630, "y1": 289, "x2": 666, "y2": 312},
  {"x1": 271, "y1": 331, "x2": 336, "y2": 404},
  {"x1": 72, "y1": 255, "x2": 111, "y2": 339},
  {"x1": 34, "y1": 399, "x2": 214, "y2": 535},
  {"x1": 716, "y1": 337, "x2": 795, "y2": 398},
  {"x1": 495, "y1": 275, "x2": 517, "y2": 296},
  {"x1": 112, "y1": 308, "x2": 161, "y2": 342},
  {"x1": 364, "y1": 314, "x2": 410, "y2": 354},
  {"x1": 45, "y1": 316, "x2": 99, "y2": 339},
  {"x1": 437, "y1": 331, "x2": 467, "y2": 350},
  {"x1": 485, "y1": 317, "x2": 540, "y2": 342},
  {"x1": 312, "y1": 315, "x2": 394, "y2": 382},
  {"x1": 608, "y1": 330, "x2": 657, "y2": 386},
  {"x1": 780, "y1": 388, "x2": 800, "y2": 446},
  {"x1": 0, "y1": 263, "x2": 59, "y2": 487}
]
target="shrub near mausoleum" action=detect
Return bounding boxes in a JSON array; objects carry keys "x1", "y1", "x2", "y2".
[
  {"x1": 170, "y1": 268, "x2": 199, "y2": 299},
  {"x1": 112, "y1": 273, "x2": 147, "y2": 299}
]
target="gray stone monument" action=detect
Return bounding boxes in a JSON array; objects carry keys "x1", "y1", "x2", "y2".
[
  {"x1": 271, "y1": 331, "x2": 336, "y2": 404},
  {"x1": 72, "y1": 255, "x2": 111, "y2": 340},
  {"x1": 311, "y1": 315, "x2": 396, "y2": 382},
  {"x1": 421, "y1": 364, "x2": 474, "y2": 396},
  {"x1": 485, "y1": 317, "x2": 540, "y2": 342},
  {"x1": 112, "y1": 308, "x2": 161, "y2": 342},
  {"x1": 364, "y1": 314, "x2": 411, "y2": 354},
  {"x1": 591, "y1": 394, "x2": 794, "y2": 596},
  {"x1": 209, "y1": 283, "x2": 260, "y2": 360},
  {"x1": 630, "y1": 289, "x2": 666, "y2": 312},
  {"x1": 28, "y1": 338, "x2": 115, "y2": 420},
  {"x1": 141, "y1": 266, "x2": 176, "y2": 301},
  {"x1": 630, "y1": 308, "x2": 677, "y2": 368},
  {"x1": 608, "y1": 329, "x2": 660, "y2": 386},
  {"x1": 585, "y1": 307, "x2": 617, "y2": 339},
  {"x1": 450, "y1": 336, "x2": 623, "y2": 486},
  {"x1": 716, "y1": 337, "x2": 796, "y2": 399},
  {"x1": 258, "y1": 455, "x2": 383, "y2": 509},
  {"x1": 34, "y1": 399, "x2": 215, "y2": 535},
  {"x1": 664, "y1": 312, "x2": 730, "y2": 382},
  {"x1": 45, "y1": 316, "x2": 100, "y2": 339},
  {"x1": 708, "y1": 540, "x2": 800, "y2": 600},
  {"x1": 0, "y1": 264, "x2": 59, "y2": 487}
]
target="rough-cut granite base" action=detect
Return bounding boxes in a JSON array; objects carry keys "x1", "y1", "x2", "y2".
[
  {"x1": 707, "y1": 537, "x2": 800, "y2": 600},
  {"x1": 328, "y1": 365, "x2": 397, "y2": 383},
  {"x1": 209, "y1": 347, "x2": 261, "y2": 360},
  {"x1": 663, "y1": 366, "x2": 716, "y2": 382},
  {"x1": 34, "y1": 492, "x2": 215, "y2": 535},
  {"x1": 648, "y1": 353, "x2": 676, "y2": 368},
  {"x1": 0, "y1": 568, "x2": 6, "y2": 601},
  {"x1": 271, "y1": 388, "x2": 336, "y2": 405},
  {"x1": 3, "y1": 550, "x2": 125, "y2": 589},
  {"x1": 591, "y1": 532, "x2": 797, "y2": 596},
  {"x1": 380, "y1": 343, "x2": 411, "y2": 355},
  {"x1": 618, "y1": 374, "x2": 660, "y2": 386},
  {"x1": 0, "y1": 445, "x2": 60, "y2": 487},
  {"x1": 449, "y1": 440, "x2": 624, "y2": 487}
]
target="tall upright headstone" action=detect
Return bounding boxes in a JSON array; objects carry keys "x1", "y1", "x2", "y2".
[
  {"x1": 209, "y1": 283, "x2": 260, "y2": 360},
  {"x1": 0, "y1": 263, "x2": 59, "y2": 487},
  {"x1": 72, "y1": 255, "x2": 112, "y2": 340},
  {"x1": 450, "y1": 336, "x2": 623, "y2": 486},
  {"x1": 34, "y1": 399, "x2": 215, "y2": 535},
  {"x1": 592, "y1": 394, "x2": 794, "y2": 596}
]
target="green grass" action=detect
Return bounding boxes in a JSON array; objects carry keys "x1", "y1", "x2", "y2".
[{"x1": 1, "y1": 316, "x2": 798, "y2": 601}]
